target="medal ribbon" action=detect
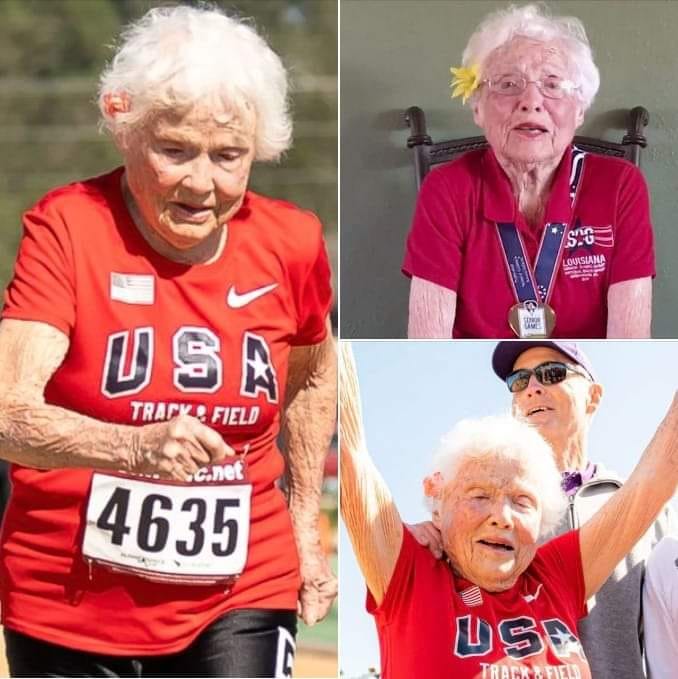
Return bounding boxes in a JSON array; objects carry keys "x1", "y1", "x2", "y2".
[{"x1": 495, "y1": 147, "x2": 586, "y2": 305}]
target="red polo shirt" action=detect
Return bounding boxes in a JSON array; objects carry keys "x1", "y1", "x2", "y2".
[{"x1": 402, "y1": 145, "x2": 655, "y2": 338}]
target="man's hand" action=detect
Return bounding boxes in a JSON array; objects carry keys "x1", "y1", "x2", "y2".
[
  {"x1": 296, "y1": 536, "x2": 338, "y2": 626},
  {"x1": 406, "y1": 521, "x2": 443, "y2": 559}
]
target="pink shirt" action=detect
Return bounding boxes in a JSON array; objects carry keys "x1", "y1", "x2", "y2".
[{"x1": 402, "y1": 146, "x2": 655, "y2": 338}]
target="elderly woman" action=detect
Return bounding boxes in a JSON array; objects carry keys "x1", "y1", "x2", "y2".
[
  {"x1": 340, "y1": 343, "x2": 678, "y2": 678},
  {"x1": 0, "y1": 5, "x2": 336, "y2": 677},
  {"x1": 403, "y1": 4, "x2": 654, "y2": 339}
]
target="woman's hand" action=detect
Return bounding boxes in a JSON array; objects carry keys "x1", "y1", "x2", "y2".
[
  {"x1": 131, "y1": 415, "x2": 234, "y2": 481},
  {"x1": 295, "y1": 531, "x2": 338, "y2": 626}
]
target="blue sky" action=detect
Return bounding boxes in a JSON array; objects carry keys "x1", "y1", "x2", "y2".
[{"x1": 338, "y1": 340, "x2": 678, "y2": 678}]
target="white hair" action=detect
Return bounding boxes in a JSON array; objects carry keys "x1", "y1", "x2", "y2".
[
  {"x1": 426, "y1": 414, "x2": 566, "y2": 538},
  {"x1": 462, "y1": 3, "x2": 600, "y2": 110},
  {"x1": 97, "y1": 4, "x2": 291, "y2": 161}
]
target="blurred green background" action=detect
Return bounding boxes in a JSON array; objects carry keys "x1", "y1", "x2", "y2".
[
  {"x1": 0, "y1": 0, "x2": 337, "y2": 320},
  {"x1": 0, "y1": 0, "x2": 337, "y2": 675}
]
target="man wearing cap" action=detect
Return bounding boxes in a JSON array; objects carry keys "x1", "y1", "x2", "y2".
[{"x1": 410, "y1": 340, "x2": 674, "y2": 679}]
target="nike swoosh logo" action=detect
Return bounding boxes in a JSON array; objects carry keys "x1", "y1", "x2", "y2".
[
  {"x1": 227, "y1": 283, "x2": 278, "y2": 308},
  {"x1": 522, "y1": 583, "x2": 543, "y2": 603}
]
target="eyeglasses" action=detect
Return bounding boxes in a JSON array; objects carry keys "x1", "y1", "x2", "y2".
[
  {"x1": 484, "y1": 74, "x2": 579, "y2": 100},
  {"x1": 505, "y1": 361, "x2": 590, "y2": 393}
]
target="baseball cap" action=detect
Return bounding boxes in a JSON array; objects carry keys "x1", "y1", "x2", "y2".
[{"x1": 492, "y1": 341, "x2": 597, "y2": 382}]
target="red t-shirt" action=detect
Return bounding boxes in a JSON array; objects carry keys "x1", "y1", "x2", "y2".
[
  {"x1": 368, "y1": 528, "x2": 590, "y2": 679},
  {"x1": 402, "y1": 145, "x2": 655, "y2": 338},
  {"x1": 0, "y1": 167, "x2": 332, "y2": 655}
]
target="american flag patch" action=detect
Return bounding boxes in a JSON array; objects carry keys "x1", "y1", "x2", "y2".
[
  {"x1": 110, "y1": 273, "x2": 155, "y2": 305},
  {"x1": 590, "y1": 225, "x2": 614, "y2": 248},
  {"x1": 460, "y1": 585, "x2": 483, "y2": 607}
]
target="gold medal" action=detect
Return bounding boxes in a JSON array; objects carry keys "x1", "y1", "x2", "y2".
[{"x1": 508, "y1": 301, "x2": 556, "y2": 338}]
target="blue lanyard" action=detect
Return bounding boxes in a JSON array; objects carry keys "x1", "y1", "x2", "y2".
[{"x1": 496, "y1": 147, "x2": 586, "y2": 305}]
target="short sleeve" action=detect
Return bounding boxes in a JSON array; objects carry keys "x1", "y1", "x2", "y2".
[
  {"x1": 2, "y1": 201, "x2": 76, "y2": 336},
  {"x1": 291, "y1": 217, "x2": 332, "y2": 346},
  {"x1": 366, "y1": 527, "x2": 416, "y2": 624},
  {"x1": 534, "y1": 529, "x2": 587, "y2": 620},
  {"x1": 608, "y1": 165, "x2": 655, "y2": 285},
  {"x1": 402, "y1": 169, "x2": 464, "y2": 291}
]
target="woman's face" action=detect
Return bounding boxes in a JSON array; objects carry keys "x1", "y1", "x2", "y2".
[
  {"x1": 473, "y1": 37, "x2": 584, "y2": 166},
  {"x1": 123, "y1": 102, "x2": 256, "y2": 251},
  {"x1": 435, "y1": 454, "x2": 542, "y2": 591}
]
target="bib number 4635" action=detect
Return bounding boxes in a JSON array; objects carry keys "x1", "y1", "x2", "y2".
[
  {"x1": 96, "y1": 488, "x2": 240, "y2": 557},
  {"x1": 84, "y1": 474, "x2": 252, "y2": 582}
]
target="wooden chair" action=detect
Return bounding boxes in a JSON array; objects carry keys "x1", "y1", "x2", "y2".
[{"x1": 404, "y1": 105, "x2": 649, "y2": 191}]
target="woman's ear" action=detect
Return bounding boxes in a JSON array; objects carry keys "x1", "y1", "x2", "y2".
[{"x1": 472, "y1": 99, "x2": 484, "y2": 128}]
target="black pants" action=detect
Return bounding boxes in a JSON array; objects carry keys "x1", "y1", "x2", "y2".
[{"x1": 5, "y1": 608, "x2": 297, "y2": 678}]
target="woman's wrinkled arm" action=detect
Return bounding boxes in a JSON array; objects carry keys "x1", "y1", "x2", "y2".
[
  {"x1": 280, "y1": 321, "x2": 337, "y2": 625},
  {"x1": 0, "y1": 319, "x2": 229, "y2": 478},
  {"x1": 0, "y1": 319, "x2": 136, "y2": 470},
  {"x1": 580, "y1": 393, "x2": 678, "y2": 599},
  {"x1": 339, "y1": 342, "x2": 402, "y2": 605},
  {"x1": 606, "y1": 277, "x2": 652, "y2": 338},
  {"x1": 408, "y1": 276, "x2": 457, "y2": 339}
]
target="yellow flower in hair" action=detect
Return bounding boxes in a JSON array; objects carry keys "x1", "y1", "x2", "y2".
[{"x1": 450, "y1": 64, "x2": 481, "y2": 105}]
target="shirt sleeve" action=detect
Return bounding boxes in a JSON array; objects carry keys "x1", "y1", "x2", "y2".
[
  {"x1": 402, "y1": 169, "x2": 464, "y2": 292},
  {"x1": 291, "y1": 215, "x2": 332, "y2": 346},
  {"x1": 608, "y1": 164, "x2": 655, "y2": 285},
  {"x1": 366, "y1": 526, "x2": 417, "y2": 625},
  {"x1": 534, "y1": 529, "x2": 587, "y2": 620},
  {"x1": 2, "y1": 200, "x2": 76, "y2": 336},
  {"x1": 643, "y1": 537, "x2": 678, "y2": 679}
]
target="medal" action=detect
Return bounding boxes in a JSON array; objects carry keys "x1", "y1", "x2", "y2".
[
  {"x1": 495, "y1": 146, "x2": 586, "y2": 339},
  {"x1": 508, "y1": 301, "x2": 556, "y2": 338}
]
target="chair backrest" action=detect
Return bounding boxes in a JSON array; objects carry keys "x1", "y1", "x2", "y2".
[{"x1": 404, "y1": 105, "x2": 649, "y2": 191}]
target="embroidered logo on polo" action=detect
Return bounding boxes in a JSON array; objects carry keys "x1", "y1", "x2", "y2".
[{"x1": 562, "y1": 217, "x2": 613, "y2": 281}]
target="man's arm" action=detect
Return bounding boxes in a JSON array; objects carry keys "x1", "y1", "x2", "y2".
[
  {"x1": 408, "y1": 277, "x2": 457, "y2": 339},
  {"x1": 606, "y1": 277, "x2": 652, "y2": 338},
  {"x1": 280, "y1": 322, "x2": 337, "y2": 625},
  {"x1": 339, "y1": 343, "x2": 403, "y2": 605}
]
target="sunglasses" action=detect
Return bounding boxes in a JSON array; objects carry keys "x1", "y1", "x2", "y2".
[{"x1": 506, "y1": 361, "x2": 590, "y2": 393}]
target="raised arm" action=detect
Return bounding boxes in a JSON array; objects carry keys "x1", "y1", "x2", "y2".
[
  {"x1": 580, "y1": 392, "x2": 678, "y2": 599},
  {"x1": 339, "y1": 342, "x2": 403, "y2": 604},
  {"x1": 408, "y1": 277, "x2": 457, "y2": 339},
  {"x1": 606, "y1": 277, "x2": 652, "y2": 338},
  {"x1": 0, "y1": 319, "x2": 229, "y2": 479},
  {"x1": 280, "y1": 322, "x2": 337, "y2": 625}
]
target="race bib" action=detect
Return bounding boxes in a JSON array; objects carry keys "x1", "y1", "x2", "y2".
[{"x1": 83, "y1": 471, "x2": 252, "y2": 584}]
